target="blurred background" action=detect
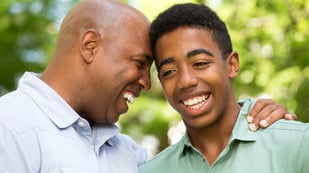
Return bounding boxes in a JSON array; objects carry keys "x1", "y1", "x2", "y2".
[{"x1": 0, "y1": 0, "x2": 308, "y2": 157}]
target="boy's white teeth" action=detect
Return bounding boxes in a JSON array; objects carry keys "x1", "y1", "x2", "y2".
[
  {"x1": 183, "y1": 95, "x2": 209, "y2": 109},
  {"x1": 124, "y1": 92, "x2": 135, "y2": 104}
]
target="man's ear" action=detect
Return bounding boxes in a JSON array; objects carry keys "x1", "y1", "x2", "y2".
[
  {"x1": 80, "y1": 29, "x2": 100, "y2": 63},
  {"x1": 227, "y1": 51, "x2": 240, "y2": 79}
]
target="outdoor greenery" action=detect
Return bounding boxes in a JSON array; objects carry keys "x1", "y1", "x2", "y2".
[{"x1": 0, "y1": 0, "x2": 308, "y2": 155}]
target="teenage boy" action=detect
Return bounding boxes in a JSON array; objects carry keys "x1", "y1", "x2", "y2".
[{"x1": 139, "y1": 3, "x2": 309, "y2": 173}]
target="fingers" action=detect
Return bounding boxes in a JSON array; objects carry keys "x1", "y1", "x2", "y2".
[
  {"x1": 284, "y1": 113, "x2": 297, "y2": 120},
  {"x1": 248, "y1": 99, "x2": 276, "y2": 119},
  {"x1": 247, "y1": 99, "x2": 295, "y2": 131}
]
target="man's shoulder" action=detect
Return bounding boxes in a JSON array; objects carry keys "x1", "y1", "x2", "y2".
[
  {"x1": 0, "y1": 90, "x2": 45, "y2": 134},
  {"x1": 0, "y1": 90, "x2": 33, "y2": 111},
  {"x1": 0, "y1": 90, "x2": 36, "y2": 113},
  {"x1": 115, "y1": 133, "x2": 147, "y2": 165}
]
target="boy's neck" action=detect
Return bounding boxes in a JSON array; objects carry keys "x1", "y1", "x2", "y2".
[{"x1": 186, "y1": 100, "x2": 241, "y2": 165}]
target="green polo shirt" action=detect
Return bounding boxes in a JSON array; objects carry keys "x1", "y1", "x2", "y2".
[{"x1": 139, "y1": 98, "x2": 309, "y2": 173}]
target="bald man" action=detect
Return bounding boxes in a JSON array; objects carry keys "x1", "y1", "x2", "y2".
[
  {"x1": 0, "y1": 0, "x2": 296, "y2": 172},
  {"x1": 0, "y1": 0, "x2": 152, "y2": 172}
]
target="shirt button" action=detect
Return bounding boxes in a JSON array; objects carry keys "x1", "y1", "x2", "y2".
[{"x1": 78, "y1": 121, "x2": 85, "y2": 127}]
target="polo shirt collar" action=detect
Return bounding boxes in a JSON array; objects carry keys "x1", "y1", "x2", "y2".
[
  {"x1": 176, "y1": 99, "x2": 257, "y2": 157},
  {"x1": 231, "y1": 99, "x2": 257, "y2": 141},
  {"x1": 177, "y1": 133, "x2": 196, "y2": 157}
]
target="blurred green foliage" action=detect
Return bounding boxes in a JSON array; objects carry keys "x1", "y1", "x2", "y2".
[
  {"x1": 0, "y1": 0, "x2": 308, "y2": 154},
  {"x1": 0, "y1": 0, "x2": 73, "y2": 94}
]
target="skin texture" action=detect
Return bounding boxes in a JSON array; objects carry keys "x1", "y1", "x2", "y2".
[{"x1": 40, "y1": 0, "x2": 153, "y2": 125}]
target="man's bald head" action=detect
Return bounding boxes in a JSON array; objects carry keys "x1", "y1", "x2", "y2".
[
  {"x1": 41, "y1": 0, "x2": 152, "y2": 124},
  {"x1": 55, "y1": 0, "x2": 149, "y2": 52}
]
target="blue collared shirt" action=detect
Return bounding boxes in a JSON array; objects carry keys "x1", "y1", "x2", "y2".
[{"x1": 0, "y1": 72, "x2": 147, "y2": 173}]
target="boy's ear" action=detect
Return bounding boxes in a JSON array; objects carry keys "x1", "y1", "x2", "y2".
[
  {"x1": 80, "y1": 29, "x2": 100, "y2": 63},
  {"x1": 227, "y1": 51, "x2": 240, "y2": 79}
]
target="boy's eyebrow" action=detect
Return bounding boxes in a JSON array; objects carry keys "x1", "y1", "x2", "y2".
[
  {"x1": 187, "y1": 48, "x2": 214, "y2": 58},
  {"x1": 157, "y1": 48, "x2": 214, "y2": 71},
  {"x1": 157, "y1": 57, "x2": 174, "y2": 72}
]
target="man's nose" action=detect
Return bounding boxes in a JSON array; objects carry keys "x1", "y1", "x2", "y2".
[{"x1": 139, "y1": 69, "x2": 151, "y2": 91}]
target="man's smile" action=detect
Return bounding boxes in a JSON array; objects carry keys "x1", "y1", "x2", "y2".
[{"x1": 123, "y1": 91, "x2": 136, "y2": 104}]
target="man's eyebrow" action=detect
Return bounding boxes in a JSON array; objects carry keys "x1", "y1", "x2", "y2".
[
  {"x1": 157, "y1": 57, "x2": 174, "y2": 72},
  {"x1": 141, "y1": 54, "x2": 154, "y2": 64},
  {"x1": 187, "y1": 48, "x2": 214, "y2": 58}
]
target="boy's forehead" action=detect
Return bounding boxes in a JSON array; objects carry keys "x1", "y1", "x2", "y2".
[{"x1": 156, "y1": 27, "x2": 218, "y2": 52}]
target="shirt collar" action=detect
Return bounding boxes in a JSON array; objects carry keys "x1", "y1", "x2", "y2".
[
  {"x1": 177, "y1": 99, "x2": 257, "y2": 157},
  {"x1": 176, "y1": 133, "x2": 194, "y2": 158},
  {"x1": 18, "y1": 72, "x2": 80, "y2": 129},
  {"x1": 92, "y1": 123, "x2": 119, "y2": 146},
  {"x1": 231, "y1": 98, "x2": 257, "y2": 141},
  {"x1": 18, "y1": 72, "x2": 120, "y2": 151}
]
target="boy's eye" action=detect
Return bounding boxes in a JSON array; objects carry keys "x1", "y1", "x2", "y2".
[
  {"x1": 194, "y1": 61, "x2": 210, "y2": 67},
  {"x1": 160, "y1": 69, "x2": 176, "y2": 78},
  {"x1": 193, "y1": 61, "x2": 210, "y2": 68}
]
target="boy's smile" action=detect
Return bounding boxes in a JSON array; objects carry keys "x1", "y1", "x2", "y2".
[{"x1": 182, "y1": 94, "x2": 210, "y2": 110}]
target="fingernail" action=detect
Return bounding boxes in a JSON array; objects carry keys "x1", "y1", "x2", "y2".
[
  {"x1": 249, "y1": 123, "x2": 258, "y2": 131},
  {"x1": 247, "y1": 115, "x2": 253, "y2": 123},
  {"x1": 285, "y1": 113, "x2": 293, "y2": 119},
  {"x1": 260, "y1": 120, "x2": 268, "y2": 127}
]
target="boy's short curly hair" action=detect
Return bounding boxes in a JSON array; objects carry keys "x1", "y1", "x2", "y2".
[{"x1": 150, "y1": 3, "x2": 233, "y2": 61}]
